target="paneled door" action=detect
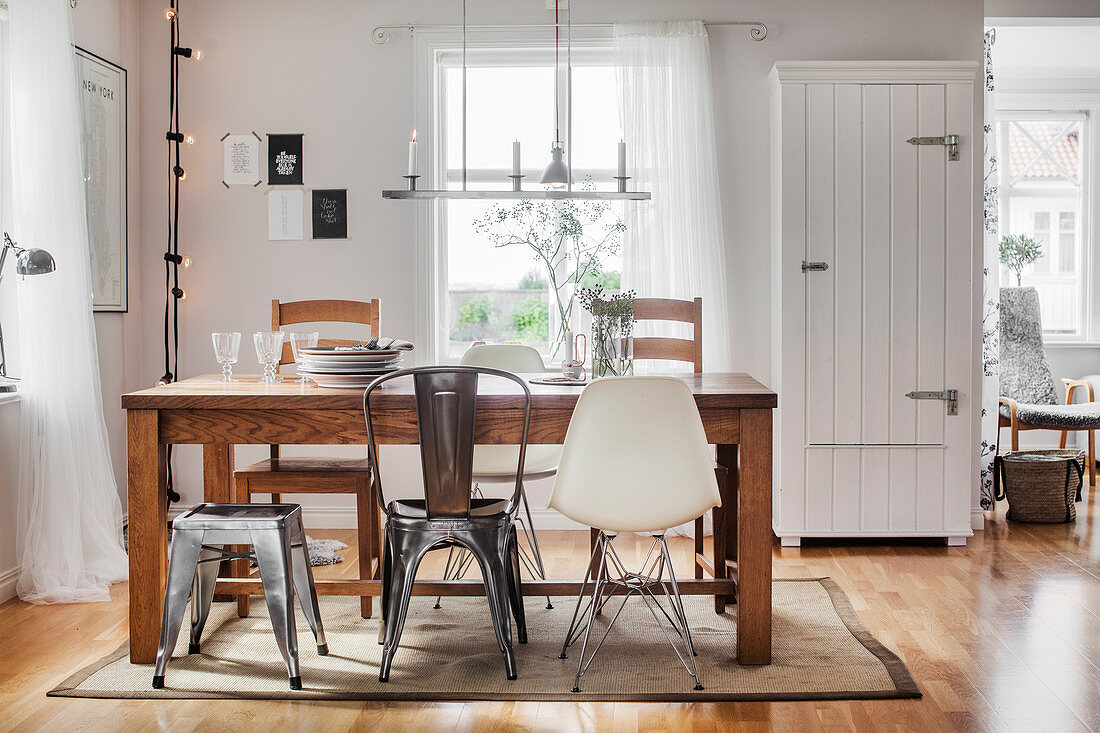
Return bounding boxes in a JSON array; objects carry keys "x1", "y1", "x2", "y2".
[{"x1": 771, "y1": 63, "x2": 978, "y2": 545}]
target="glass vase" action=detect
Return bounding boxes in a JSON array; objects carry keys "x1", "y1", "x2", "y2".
[{"x1": 592, "y1": 314, "x2": 634, "y2": 377}]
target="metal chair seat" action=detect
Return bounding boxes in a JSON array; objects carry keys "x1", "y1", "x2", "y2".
[
  {"x1": 388, "y1": 497, "x2": 511, "y2": 520},
  {"x1": 152, "y1": 503, "x2": 327, "y2": 691}
]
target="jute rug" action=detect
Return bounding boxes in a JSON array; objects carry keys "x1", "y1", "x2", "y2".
[{"x1": 50, "y1": 579, "x2": 919, "y2": 702}]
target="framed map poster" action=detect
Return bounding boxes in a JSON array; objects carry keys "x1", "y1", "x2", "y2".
[{"x1": 76, "y1": 47, "x2": 128, "y2": 312}]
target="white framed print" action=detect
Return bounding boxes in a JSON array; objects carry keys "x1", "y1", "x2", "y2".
[{"x1": 75, "y1": 47, "x2": 128, "y2": 312}]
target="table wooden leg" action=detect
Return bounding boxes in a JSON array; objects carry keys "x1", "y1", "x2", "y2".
[
  {"x1": 737, "y1": 408, "x2": 772, "y2": 665},
  {"x1": 373, "y1": 479, "x2": 384, "y2": 581},
  {"x1": 356, "y1": 474, "x2": 373, "y2": 618},
  {"x1": 202, "y1": 443, "x2": 235, "y2": 603},
  {"x1": 231, "y1": 472, "x2": 251, "y2": 617},
  {"x1": 128, "y1": 409, "x2": 167, "y2": 664},
  {"x1": 694, "y1": 517, "x2": 704, "y2": 580},
  {"x1": 715, "y1": 446, "x2": 738, "y2": 613}
]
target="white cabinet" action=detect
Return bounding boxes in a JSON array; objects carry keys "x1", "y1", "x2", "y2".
[{"x1": 770, "y1": 62, "x2": 979, "y2": 546}]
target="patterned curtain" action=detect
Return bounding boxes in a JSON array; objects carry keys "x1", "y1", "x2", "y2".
[{"x1": 979, "y1": 29, "x2": 999, "y2": 510}]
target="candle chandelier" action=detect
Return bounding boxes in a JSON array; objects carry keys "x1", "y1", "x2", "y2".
[{"x1": 382, "y1": 0, "x2": 651, "y2": 201}]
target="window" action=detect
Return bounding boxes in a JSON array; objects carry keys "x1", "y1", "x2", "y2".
[
  {"x1": 424, "y1": 40, "x2": 623, "y2": 361},
  {"x1": 997, "y1": 113, "x2": 1088, "y2": 337}
]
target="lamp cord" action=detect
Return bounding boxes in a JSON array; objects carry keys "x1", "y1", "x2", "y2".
[
  {"x1": 163, "y1": 0, "x2": 183, "y2": 503},
  {"x1": 554, "y1": 0, "x2": 559, "y2": 142}
]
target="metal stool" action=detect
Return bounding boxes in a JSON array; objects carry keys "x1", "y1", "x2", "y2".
[{"x1": 152, "y1": 503, "x2": 327, "y2": 691}]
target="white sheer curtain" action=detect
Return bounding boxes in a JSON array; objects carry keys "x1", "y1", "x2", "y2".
[
  {"x1": 10, "y1": 0, "x2": 127, "y2": 603},
  {"x1": 614, "y1": 21, "x2": 732, "y2": 371}
]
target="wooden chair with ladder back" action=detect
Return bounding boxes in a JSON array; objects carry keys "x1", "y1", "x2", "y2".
[
  {"x1": 233, "y1": 298, "x2": 382, "y2": 619},
  {"x1": 587, "y1": 296, "x2": 733, "y2": 612}
]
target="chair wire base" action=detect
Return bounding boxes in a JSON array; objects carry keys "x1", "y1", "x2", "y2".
[
  {"x1": 558, "y1": 532, "x2": 703, "y2": 693},
  {"x1": 434, "y1": 482, "x2": 553, "y2": 610}
]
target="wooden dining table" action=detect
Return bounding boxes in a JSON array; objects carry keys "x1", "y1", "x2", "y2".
[{"x1": 122, "y1": 372, "x2": 776, "y2": 666}]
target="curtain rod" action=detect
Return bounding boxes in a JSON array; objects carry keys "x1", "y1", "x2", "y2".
[{"x1": 371, "y1": 20, "x2": 767, "y2": 45}]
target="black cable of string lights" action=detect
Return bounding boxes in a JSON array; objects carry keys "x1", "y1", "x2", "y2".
[{"x1": 162, "y1": 1, "x2": 194, "y2": 503}]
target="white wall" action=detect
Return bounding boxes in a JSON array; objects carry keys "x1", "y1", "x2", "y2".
[
  {"x1": 128, "y1": 0, "x2": 985, "y2": 525},
  {"x1": 0, "y1": 397, "x2": 20, "y2": 600}
]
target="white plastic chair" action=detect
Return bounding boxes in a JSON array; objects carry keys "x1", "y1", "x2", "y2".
[
  {"x1": 549, "y1": 376, "x2": 721, "y2": 692},
  {"x1": 431, "y1": 344, "x2": 559, "y2": 609}
]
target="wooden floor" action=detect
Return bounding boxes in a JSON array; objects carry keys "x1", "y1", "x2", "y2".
[{"x1": 2, "y1": 492, "x2": 1098, "y2": 733}]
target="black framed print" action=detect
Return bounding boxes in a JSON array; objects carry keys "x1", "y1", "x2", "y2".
[
  {"x1": 267, "y1": 133, "x2": 303, "y2": 185},
  {"x1": 312, "y1": 189, "x2": 347, "y2": 239}
]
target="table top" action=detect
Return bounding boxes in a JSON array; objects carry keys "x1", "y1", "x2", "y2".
[{"x1": 122, "y1": 373, "x2": 777, "y2": 411}]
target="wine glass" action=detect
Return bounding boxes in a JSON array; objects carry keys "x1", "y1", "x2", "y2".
[
  {"x1": 211, "y1": 332, "x2": 241, "y2": 382},
  {"x1": 288, "y1": 331, "x2": 319, "y2": 383},
  {"x1": 253, "y1": 331, "x2": 285, "y2": 384}
]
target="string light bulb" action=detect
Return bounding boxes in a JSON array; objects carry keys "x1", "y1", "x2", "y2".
[
  {"x1": 173, "y1": 165, "x2": 186, "y2": 180},
  {"x1": 171, "y1": 287, "x2": 186, "y2": 300},
  {"x1": 172, "y1": 46, "x2": 203, "y2": 60},
  {"x1": 164, "y1": 7, "x2": 176, "y2": 21},
  {"x1": 163, "y1": 252, "x2": 191, "y2": 268},
  {"x1": 166, "y1": 132, "x2": 195, "y2": 145}
]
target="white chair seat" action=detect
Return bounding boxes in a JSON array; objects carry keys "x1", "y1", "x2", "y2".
[
  {"x1": 472, "y1": 444, "x2": 561, "y2": 480},
  {"x1": 549, "y1": 377, "x2": 720, "y2": 533}
]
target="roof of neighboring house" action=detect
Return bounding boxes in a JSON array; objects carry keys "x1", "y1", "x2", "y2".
[{"x1": 1008, "y1": 123, "x2": 1080, "y2": 182}]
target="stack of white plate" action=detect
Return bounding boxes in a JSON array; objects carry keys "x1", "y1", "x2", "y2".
[{"x1": 297, "y1": 347, "x2": 405, "y2": 388}]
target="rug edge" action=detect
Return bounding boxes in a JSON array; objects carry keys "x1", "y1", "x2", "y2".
[
  {"x1": 47, "y1": 579, "x2": 922, "y2": 702},
  {"x1": 48, "y1": 642, "x2": 131, "y2": 697},
  {"x1": 816, "y1": 577, "x2": 922, "y2": 699}
]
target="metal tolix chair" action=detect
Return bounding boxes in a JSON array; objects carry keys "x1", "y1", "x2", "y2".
[
  {"x1": 364, "y1": 366, "x2": 531, "y2": 682},
  {"x1": 152, "y1": 503, "x2": 327, "y2": 691}
]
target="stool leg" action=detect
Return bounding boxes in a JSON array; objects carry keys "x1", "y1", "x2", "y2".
[
  {"x1": 152, "y1": 530, "x2": 204, "y2": 689},
  {"x1": 291, "y1": 519, "x2": 328, "y2": 655},
  {"x1": 252, "y1": 529, "x2": 301, "y2": 690},
  {"x1": 189, "y1": 545, "x2": 222, "y2": 654}
]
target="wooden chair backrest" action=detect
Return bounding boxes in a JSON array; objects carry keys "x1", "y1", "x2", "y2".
[
  {"x1": 272, "y1": 298, "x2": 381, "y2": 365},
  {"x1": 631, "y1": 297, "x2": 703, "y2": 373}
]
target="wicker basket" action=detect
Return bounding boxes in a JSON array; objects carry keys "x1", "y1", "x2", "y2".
[{"x1": 994, "y1": 449, "x2": 1083, "y2": 523}]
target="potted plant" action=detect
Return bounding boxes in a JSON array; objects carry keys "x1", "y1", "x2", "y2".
[{"x1": 1000, "y1": 234, "x2": 1043, "y2": 286}]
